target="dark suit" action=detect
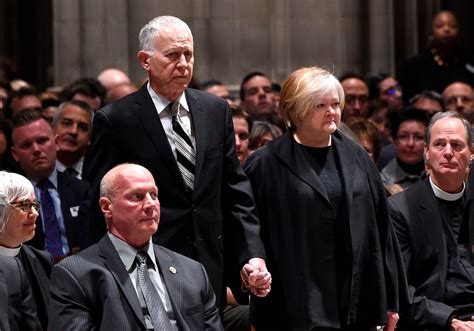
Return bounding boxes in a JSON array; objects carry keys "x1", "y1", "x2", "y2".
[
  {"x1": 26, "y1": 171, "x2": 89, "y2": 253},
  {"x1": 244, "y1": 131, "x2": 405, "y2": 329},
  {"x1": 0, "y1": 255, "x2": 41, "y2": 331},
  {"x1": 49, "y1": 235, "x2": 223, "y2": 331},
  {"x1": 389, "y1": 178, "x2": 474, "y2": 330},
  {"x1": 83, "y1": 85, "x2": 265, "y2": 309},
  {"x1": 17, "y1": 245, "x2": 53, "y2": 330}
]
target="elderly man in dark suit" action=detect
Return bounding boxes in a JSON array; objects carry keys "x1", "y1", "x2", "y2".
[
  {"x1": 10, "y1": 110, "x2": 89, "y2": 259},
  {"x1": 389, "y1": 111, "x2": 474, "y2": 331},
  {"x1": 50, "y1": 164, "x2": 223, "y2": 330},
  {"x1": 0, "y1": 255, "x2": 41, "y2": 331},
  {"x1": 83, "y1": 15, "x2": 270, "y2": 310}
]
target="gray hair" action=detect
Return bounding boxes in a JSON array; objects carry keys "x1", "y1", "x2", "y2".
[
  {"x1": 0, "y1": 171, "x2": 34, "y2": 232},
  {"x1": 138, "y1": 16, "x2": 192, "y2": 53},
  {"x1": 425, "y1": 111, "x2": 472, "y2": 146},
  {"x1": 52, "y1": 100, "x2": 94, "y2": 133}
]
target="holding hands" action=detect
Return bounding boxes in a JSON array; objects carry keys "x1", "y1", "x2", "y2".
[{"x1": 240, "y1": 257, "x2": 272, "y2": 297}]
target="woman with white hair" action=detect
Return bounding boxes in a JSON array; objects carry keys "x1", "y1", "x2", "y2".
[{"x1": 0, "y1": 171, "x2": 53, "y2": 330}]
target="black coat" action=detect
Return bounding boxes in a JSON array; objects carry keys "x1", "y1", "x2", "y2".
[
  {"x1": 245, "y1": 130, "x2": 404, "y2": 330},
  {"x1": 389, "y1": 178, "x2": 474, "y2": 330},
  {"x1": 83, "y1": 85, "x2": 265, "y2": 310},
  {"x1": 0, "y1": 255, "x2": 41, "y2": 331}
]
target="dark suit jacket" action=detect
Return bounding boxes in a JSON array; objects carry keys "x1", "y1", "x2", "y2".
[
  {"x1": 389, "y1": 178, "x2": 473, "y2": 330},
  {"x1": 244, "y1": 130, "x2": 405, "y2": 329},
  {"x1": 49, "y1": 235, "x2": 223, "y2": 331},
  {"x1": 17, "y1": 245, "x2": 53, "y2": 330},
  {"x1": 83, "y1": 85, "x2": 265, "y2": 309},
  {"x1": 26, "y1": 171, "x2": 89, "y2": 252},
  {"x1": 0, "y1": 255, "x2": 41, "y2": 331}
]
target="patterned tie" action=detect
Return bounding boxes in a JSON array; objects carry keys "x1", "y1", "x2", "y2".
[
  {"x1": 136, "y1": 251, "x2": 173, "y2": 330},
  {"x1": 168, "y1": 102, "x2": 195, "y2": 191},
  {"x1": 36, "y1": 179, "x2": 63, "y2": 257}
]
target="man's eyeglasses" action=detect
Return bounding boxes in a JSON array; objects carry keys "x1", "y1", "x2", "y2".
[
  {"x1": 382, "y1": 85, "x2": 402, "y2": 96},
  {"x1": 345, "y1": 95, "x2": 369, "y2": 105},
  {"x1": 445, "y1": 96, "x2": 473, "y2": 105},
  {"x1": 10, "y1": 199, "x2": 41, "y2": 213}
]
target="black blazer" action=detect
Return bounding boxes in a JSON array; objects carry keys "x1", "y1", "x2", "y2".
[
  {"x1": 17, "y1": 245, "x2": 53, "y2": 330},
  {"x1": 26, "y1": 171, "x2": 89, "y2": 253},
  {"x1": 244, "y1": 130, "x2": 405, "y2": 329},
  {"x1": 49, "y1": 235, "x2": 223, "y2": 331},
  {"x1": 83, "y1": 85, "x2": 265, "y2": 309},
  {"x1": 0, "y1": 255, "x2": 41, "y2": 331},
  {"x1": 389, "y1": 178, "x2": 474, "y2": 330}
]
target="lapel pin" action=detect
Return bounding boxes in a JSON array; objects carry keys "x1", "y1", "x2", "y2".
[{"x1": 169, "y1": 266, "x2": 177, "y2": 274}]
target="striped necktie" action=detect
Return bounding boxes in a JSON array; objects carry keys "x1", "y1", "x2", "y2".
[{"x1": 168, "y1": 102, "x2": 195, "y2": 191}]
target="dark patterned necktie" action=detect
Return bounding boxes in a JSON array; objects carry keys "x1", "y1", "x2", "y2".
[
  {"x1": 36, "y1": 179, "x2": 63, "y2": 257},
  {"x1": 136, "y1": 251, "x2": 173, "y2": 330},
  {"x1": 168, "y1": 102, "x2": 195, "y2": 191}
]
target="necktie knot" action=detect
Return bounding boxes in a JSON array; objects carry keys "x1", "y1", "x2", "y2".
[
  {"x1": 37, "y1": 178, "x2": 53, "y2": 190},
  {"x1": 167, "y1": 102, "x2": 179, "y2": 118},
  {"x1": 136, "y1": 250, "x2": 150, "y2": 267}
]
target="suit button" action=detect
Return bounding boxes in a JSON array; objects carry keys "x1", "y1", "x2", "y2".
[{"x1": 192, "y1": 204, "x2": 197, "y2": 212}]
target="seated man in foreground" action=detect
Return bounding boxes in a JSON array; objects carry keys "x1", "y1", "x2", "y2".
[
  {"x1": 389, "y1": 111, "x2": 474, "y2": 330},
  {"x1": 49, "y1": 163, "x2": 223, "y2": 330}
]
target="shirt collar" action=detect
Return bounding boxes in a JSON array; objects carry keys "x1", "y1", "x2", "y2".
[
  {"x1": 30, "y1": 169, "x2": 59, "y2": 189},
  {"x1": 147, "y1": 82, "x2": 190, "y2": 114},
  {"x1": 429, "y1": 176, "x2": 465, "y2": 201},
  {"x1": 0, "y1": 244, "x2": 21, "y2": 257},
  {"x1": 107, "y1": 232, "x2": 157, "y2": 272},
  {"x1": 56, "y1": 157, "x2": 83, "y2": 174}
]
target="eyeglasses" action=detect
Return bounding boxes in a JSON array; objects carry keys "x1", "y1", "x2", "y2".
[
  {"x1": 445, "y1": 96, "x2": 473, "y2": 105},
  {"x1": 345, "y1": 95, "x2": 369, "y2": 105},
  {"x1": 382, "y1": 85, "x2": 402, "y2": 96},
  {"x1": 10, "y1": 199, "x2": 41, "y2": 213}
]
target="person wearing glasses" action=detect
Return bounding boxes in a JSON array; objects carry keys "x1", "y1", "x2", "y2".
[
  {"x1": 0, "y1": 170, "x2": 53, "y2": 330},
  {"x1": 368, "y1": 73, "x2": 404, "y2": 112},
  {"x1": 442, "y1": 81, "x2": 473, "y2": 114},
  {"x1": 381, "y1": 108, "x2": 430, "y2": 195}
]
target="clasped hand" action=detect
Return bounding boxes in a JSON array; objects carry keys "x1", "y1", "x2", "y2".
[{"x1": 241, "y1": 257, "x2": 272, "y2": 297}]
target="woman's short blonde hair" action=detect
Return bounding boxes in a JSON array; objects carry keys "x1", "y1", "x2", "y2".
[
  {"x1": 0, "y1": 171, "x2": 34, "y2": 232},
  {"x1": 279, "y1": 66, "x2": 345, "y2": 129}
]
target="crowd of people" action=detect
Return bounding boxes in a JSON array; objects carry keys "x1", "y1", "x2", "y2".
[{"x1": 0, "y1": 9, "x2": 473, "y2": 331}]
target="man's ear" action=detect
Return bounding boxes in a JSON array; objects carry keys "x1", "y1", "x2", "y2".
[
  {"x1": 11, "y1": 146, "x2": 19, "y2": 162},
  {"x1": 99, "y1": 197, "x2": 112, "y2": 218},
  {"x1": 424, "y1": 143, "x2": 429, "y2": 161},
  {"x1": 137, "y1": 51, "x2": 150, "y2": 70}
]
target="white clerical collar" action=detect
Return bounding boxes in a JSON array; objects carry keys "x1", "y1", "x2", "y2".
[
  {"x1": 0, "y1": 244, "x2": 21, "y2": 257},
  {"x1": 429, "y1": 176, "x2": 465, "y2": 201}
]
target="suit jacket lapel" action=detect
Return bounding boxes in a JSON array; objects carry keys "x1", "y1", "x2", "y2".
[
  {"x1": 134, "y1": 85, "x2": 183, "y2": 183},
  {"x1": 22, "y1": 248, "x2": 51, "y2": 307},
  {"x1": 272, "y1": 131, "x2": 331, "y2": 205},
  {"x1": 416, "y1": 181, "x2": 447, "y2": 259},
  {"x1": 332, "y1": 131, "x2": 355, "y2": 206},
  {"x1": 154, "y1": 246, "x2": 189, "y2": 330},
  {"x1": 99, "y1": 236, "x2": 146, "y2": 329},
  {"x1": 185, "y1": 89, "x2": 205, "y2": 188},
  {"x1": 0, "y1": 269, "x2": 9, "y2": 331}
]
